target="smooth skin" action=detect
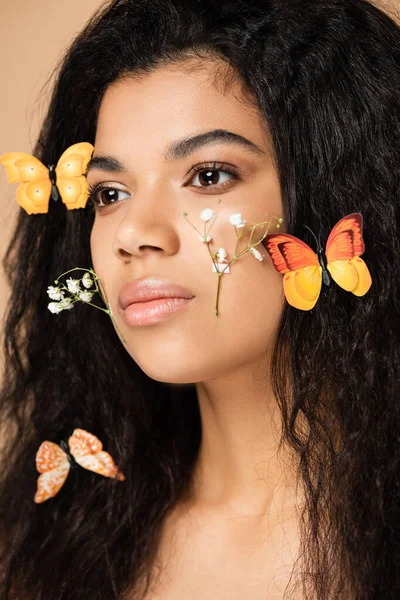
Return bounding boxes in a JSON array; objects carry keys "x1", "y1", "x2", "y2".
[{"x1": 89, "y1": 57, "x2": 303, "y2": 599}]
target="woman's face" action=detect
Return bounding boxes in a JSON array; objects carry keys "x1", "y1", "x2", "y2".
[{"x1": 89, "y1": 60, "x2": 284, "y2": 383}]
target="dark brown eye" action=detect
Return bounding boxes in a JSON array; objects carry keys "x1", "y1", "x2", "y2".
[
  {"x1": 197, "y1": 169, "x2": 222, "y2": 186},
  {"x1": 88, "y1": 185, "x2": 130, "y2": 209},
  {"x1": 186, "y1": 164, "x2": 239, "y2": 190},
  {"x1": 98, "y1": 189, "x2": 120, "y2": 204}
]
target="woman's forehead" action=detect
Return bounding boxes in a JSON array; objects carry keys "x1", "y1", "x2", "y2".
[{"x1": 95, "y1": 66, "x2": 270, "y2": 157}]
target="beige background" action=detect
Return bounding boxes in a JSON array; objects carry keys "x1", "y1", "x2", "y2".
[
  {"x1": 0, "y1": 0, "x2": 399, "y2": 364},
  {"x1": 0, "y1": 0, "x2": 104, "y2": 365}
]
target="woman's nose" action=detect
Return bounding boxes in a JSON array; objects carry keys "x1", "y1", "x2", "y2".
[{"x1": 111, "y1": 186, "x2": 180, "y2": 261}]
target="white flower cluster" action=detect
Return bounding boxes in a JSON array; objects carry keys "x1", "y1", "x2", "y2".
[
  {"x1": 199, "y1": 234, "x2": 213, "y2": 243},
  {"x1": 216, "y1": 247, "x2": 228, "y2": 261},
  {"x1": 198, "y1": 208, "x2": 272, "y2": 263},
  {"x1": 200, "y1": 208, "x2": 216, "y2": 222},
  {"x1": 184, "y1": 203, "x2": 284, "y2": 317},
  {"x1": 249, "y1": 247, "x2": 265, "y2": 261},
  {"x1": 47, "y1": 271, "x2": 94, "y2": 314},
  {"x1": 228, "y1": 213, "x2": 247, "y2": 228},
  {"x1": 200, "y1": 209, "x2": 247, "y2": 229},
  {"x1": 47, "y1": 298, "x2": 74, "y2": 314},
  {"x1": 47, "y1": 286, "x2": 65, "y2": 301}
]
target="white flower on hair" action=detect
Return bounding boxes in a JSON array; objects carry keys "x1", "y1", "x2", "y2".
[
  {"x1": 47, "y1": 302, "x2": 63, "y2": 314},
  {"x1": 199, "y1": 234, "x2": 213, "y2": 243},
  {"x1": 200, "y1": 208, "x2": 216, "y2": 222},
  {"x1": 78, "y1": 291, "x2": 94, "y2": 303},
  {"x1": 229, "y1": 213, "x2": 246, "y2": 228},
  {"x1": 46, "y1": 267, "x2": 127, "y2": 344},
  {"x1": 82, "y1": 272, "x2": 93, "y2": 289},
  {"x1": 59, "y1": 298, "x2": 74, "y2": 310},
  {"x1": 47, "y1": 286, "x2": 65, "y2": 301},
  {"x1": 66, "y1": 278, "x2": 81, "y2": 294},
  {"x1": 249, "y1": 247, "x2": 265, "y2": 261}
]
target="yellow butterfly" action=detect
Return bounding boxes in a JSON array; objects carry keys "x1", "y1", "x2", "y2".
[
  {"x1": 263, "y1": 213, "x2": 372, "y2": 310},
  {"x1": 0, "y1": 142, "x2": 94, "y2": 214}
]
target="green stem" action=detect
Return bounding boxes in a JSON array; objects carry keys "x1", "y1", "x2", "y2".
[
  {"x1": 183, "y1": 214, "x2": 204, "y2": 237},
  {"x1": 96, "y1": 276, "x2": 127, "y2": 344},
  {"x1": 215, "y1": 273, "x2": 223, "y2": 317},
  {"x1": 55, "y1": 266, "x2": 91, "y2": 281},
  {"x1": 80, "y1": 301, "x2": 109, "y2": 314},
  {"x1": 108, "y1": 311, "x2": 127, "y2": 344},
  {"x1": 205, "y1": 242, "x2": 219, "y2": 271},
  {"x1": 206, "y1": 210, "x2": 219, "y2": 234}
]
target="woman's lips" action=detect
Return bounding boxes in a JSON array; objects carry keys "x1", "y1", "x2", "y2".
[
  {"x1": 118, "y1": 277, "x2": 194, "y2": 310},
  {"x1": 117, "y1": 277, "x2": 195, "y2": 326},
  {"x1": 120, "y1": 296, "x2": 195, "y2": 326}
]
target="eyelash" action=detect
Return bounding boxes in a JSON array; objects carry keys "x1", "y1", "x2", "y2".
[{"x1": 87, "y1": 161, "x2": 241, "y2": 212}]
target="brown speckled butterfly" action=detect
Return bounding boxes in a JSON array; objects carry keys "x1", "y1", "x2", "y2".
[{"x1": 34, "y1": 428, "x2": 125, "y2": 503}]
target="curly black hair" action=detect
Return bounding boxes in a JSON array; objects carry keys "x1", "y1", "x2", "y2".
[{"x1": 0, "y1": 0, "x2": 399, "y2": 598}]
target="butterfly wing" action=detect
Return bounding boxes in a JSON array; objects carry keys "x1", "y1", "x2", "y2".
[
  {"x1": 283, "y1": 265, "x2": 323, "y2": 310},
  {"x1": 0, "y1": 153, "x2": 51, "y2": 214},
  {"x1": 262, "y1": 233, "x2": 319, "y2": 273},
  {"x1": 68, "y1": 428, "x2": 125, "y2": 481},
  {"x1": 325, "y1": 213, "x2": 372, "y2": 296},
  {"x1": 347, "y1": 257, "x2": 373, "y2": 296},
  {"x1": 0, "y1": 152, "x2": 48, "y2": 183},
  {"x1": 262, "y1": 233, "x2": 322, "y2": 310},
  {"x1": 34, "y1": 441, "x2": 70, "y2": 503},
  {"x1": 55, "y1": 142, "x2": 94, "y2": 210}
]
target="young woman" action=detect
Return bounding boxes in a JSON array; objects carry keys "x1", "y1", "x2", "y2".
[{"x1": 0, "y1": 0, "x2": 399, "y2": 598}]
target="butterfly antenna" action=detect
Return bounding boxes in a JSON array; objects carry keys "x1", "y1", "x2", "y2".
[{"x1": 303, "y1": 224, "x2": 320, "y2": 249}]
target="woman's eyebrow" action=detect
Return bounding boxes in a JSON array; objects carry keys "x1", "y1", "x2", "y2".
[
  {"x1": 86, "y1": 155, "x2": 125, "y2": 175},
  {"x1": 164, "y1": 129, "x2": 267, "y2": 160},
  {"x1": 86, "y1": 128, "x2": 266, "y2": 174}
]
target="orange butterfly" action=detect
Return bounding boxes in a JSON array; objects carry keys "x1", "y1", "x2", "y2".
[
  {"x1": 0, "y1": 142, "x2": 93, "y2": 215},
  {"x1": 262, "y1": 213, "x2": 372, "y2": 311},
  {"x1": 34, "y1": 428, "x2": 125, "y2": 503}
]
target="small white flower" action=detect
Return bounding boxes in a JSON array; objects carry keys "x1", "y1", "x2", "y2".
[
  {"x1": 82, "y1": 272, "x2": 93, "y2": 289},
  {"x1": 47, "y1": 286, "x2": 65, "y2": 301},
  {"x1": 229, "y1": 213, "x2": 246, "y2": 228},
  {"x1": 78, "y1": 291, "x2": 94, "y2": 303},
  {"x1": 249, "y1": 247, "x2": 265, "y2": 261},
  {"x1": 198, "y1": 234, "x2": 213, "y2": 243},
  {"x1": 66, "y1": 278, "x2": 81, "y2": 294},
  {"x1": 59, "y1": 298, "x2": 74, "y2": 310},
  {"x1": 48, "y1": 302, "x2": 63, "y2": 314},
  {"x1": 216, "y1": 247, "x2": 228, "y2": 261},
  {"x1": 200, "y1": 208, "x2": 216, "y2": 222}
]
